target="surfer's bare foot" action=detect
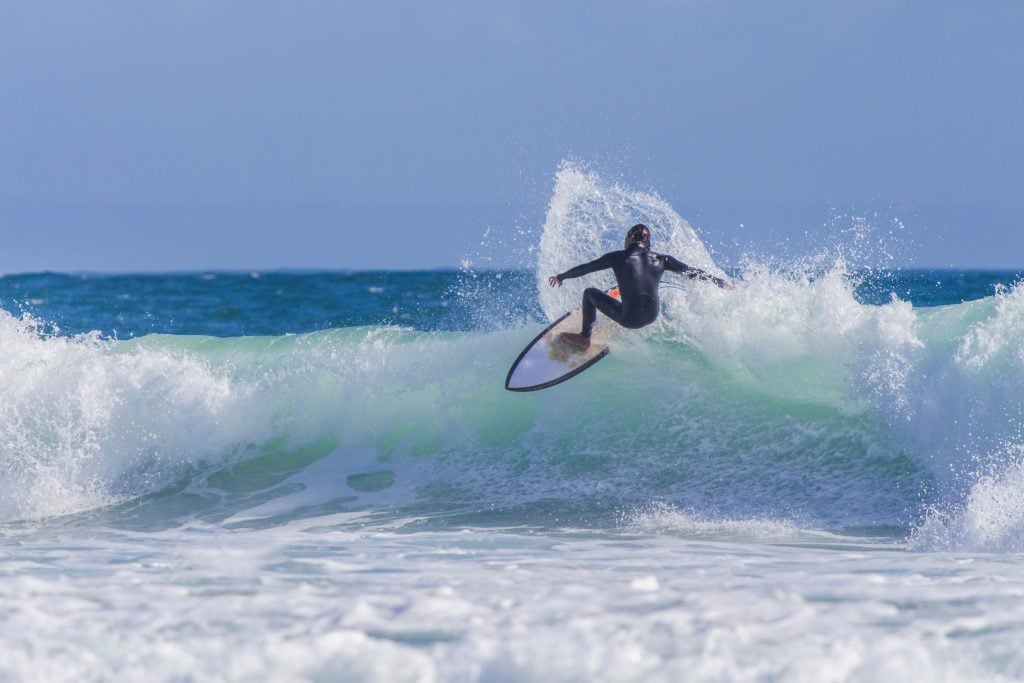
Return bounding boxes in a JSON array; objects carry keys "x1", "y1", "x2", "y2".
[{"x1": 559, "y1": 332, "x2": 591, "y2": 351}]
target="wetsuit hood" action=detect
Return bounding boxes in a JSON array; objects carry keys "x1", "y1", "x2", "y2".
[{"x1": 624, "y1": 224, "x2": 651, "y2": 249}]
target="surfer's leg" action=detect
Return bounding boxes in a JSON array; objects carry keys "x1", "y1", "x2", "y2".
[
  {"x1": 581, "y1": 287, "x2": 624, "y2": 337},
  {"x1": 562, "y1": 288, "x2": 624, "y2": 352}
]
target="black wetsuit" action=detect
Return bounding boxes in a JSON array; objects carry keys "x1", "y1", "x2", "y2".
[{"x1": 557, "y1": 244, "x2": 727, "y2": 338}]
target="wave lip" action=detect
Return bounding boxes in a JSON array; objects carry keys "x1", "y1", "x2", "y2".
[{"x1": 0, "y1": 311, "x2": 246, "y2": 522}]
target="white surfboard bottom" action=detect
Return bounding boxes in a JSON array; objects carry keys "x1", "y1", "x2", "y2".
[{"x1": 505, "y1": 294, "x2": 622, "y2": 392}]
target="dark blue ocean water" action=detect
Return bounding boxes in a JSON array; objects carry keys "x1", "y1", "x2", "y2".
[{"x1": 1, "y1": 269, "x2": 1020, "y2": 338}]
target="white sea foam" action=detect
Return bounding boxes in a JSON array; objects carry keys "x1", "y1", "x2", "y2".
[
  {"x1": 621, "y1": 501, "x2": 800, "y2": 539},
  {"x1": 0, "y1": 525, "x2": 1019, "y2": 682},
  {"x1": 912, "y1": 448, "x2": 1024, "y2": 553}
]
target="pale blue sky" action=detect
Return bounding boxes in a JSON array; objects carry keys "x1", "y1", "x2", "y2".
[{"x1": 1, "y1": 1, "x2": 1022, "y2": 271}]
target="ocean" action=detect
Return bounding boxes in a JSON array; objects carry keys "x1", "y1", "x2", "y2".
[{"x1": 4, "y1": 167, "x2": 1024, "y2": 681}]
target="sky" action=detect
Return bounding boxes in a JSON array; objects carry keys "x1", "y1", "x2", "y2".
[{"x1": 1, "y1": 0, "x2": 1022, "y2": 272}]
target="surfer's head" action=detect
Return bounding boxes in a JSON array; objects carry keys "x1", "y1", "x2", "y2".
[{"x1": 625, "y1": 224, "x2": 651, "y2": 249}]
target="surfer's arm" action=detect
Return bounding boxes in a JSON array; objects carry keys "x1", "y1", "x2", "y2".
[
  {"x1": 664, "y1": 256, "x2": 733, "y2": 289},
  {"x1": 554, "y1": 253, "x2": 615, "y2": 284}
]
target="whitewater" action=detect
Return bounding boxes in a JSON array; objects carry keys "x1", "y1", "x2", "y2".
[{"x1": 3, "y1": 165, "x2": 1024, "y2": 681}]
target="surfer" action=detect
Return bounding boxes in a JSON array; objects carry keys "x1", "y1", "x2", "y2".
[{"x1": 548, "y1": 224, "x2": 731, "y2": 351}]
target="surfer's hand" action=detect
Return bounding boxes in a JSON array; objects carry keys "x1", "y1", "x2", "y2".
[
  {"x1": 548, "y1": 275, "x2": 562, "y2": 287},
  {"x1": 711, "y1": 276, "x2": 734, "y2": 289}
]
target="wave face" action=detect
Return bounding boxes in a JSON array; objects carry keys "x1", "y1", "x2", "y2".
[{"x1": 3, "y1": 168, "x2": 1024, "y2": 553}]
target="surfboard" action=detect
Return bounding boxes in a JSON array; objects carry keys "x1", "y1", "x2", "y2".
[{"x1": 505, "y1": 287, "x2": 621, "y2": 392}]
